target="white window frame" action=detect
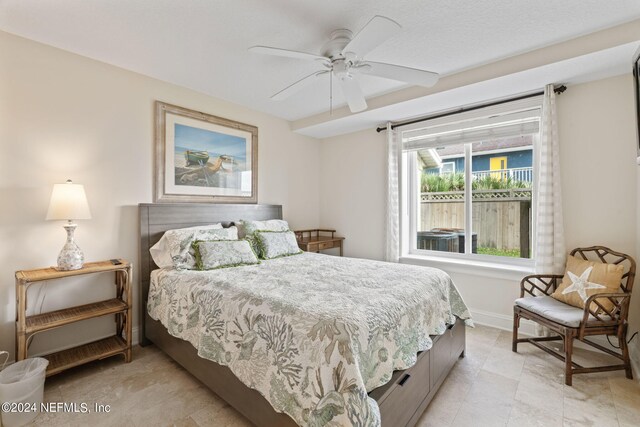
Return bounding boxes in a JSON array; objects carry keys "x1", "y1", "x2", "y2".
[
  {"x1": 439, "y1": 161, "x2": 456, "y2": 175},
  {"x1": 399, "y1": 98, "x2": 541, "y2": 269}
]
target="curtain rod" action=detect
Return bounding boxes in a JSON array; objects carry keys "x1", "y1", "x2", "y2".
[{"x1": 375, "y1": 85, "x2": 567, "y2": 133}]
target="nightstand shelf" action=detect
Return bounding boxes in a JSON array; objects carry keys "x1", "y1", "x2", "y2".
[
  {"x1": 25, "y1": 298, "x2": 128, "y2": 334},
  {"x1": 15, "y1": 260, "x2": 132, "y2": 376},
  {"x1": 44, "y1": 335, "x2": 128, "y2": 376},
  {"x1": 17, "y1": 261, "x2": 129, "y2": 281}
]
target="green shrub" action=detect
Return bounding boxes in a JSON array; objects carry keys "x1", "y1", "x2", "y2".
[
  {"x1": 421, "y1": 173, "x2": 465, "y2": 192},
  {"x1": 421, "y1": 172, "x2": 529, "y2": 193},
  {"x1": 472, "y1": 175, "x2": 528, "y2": 190}
]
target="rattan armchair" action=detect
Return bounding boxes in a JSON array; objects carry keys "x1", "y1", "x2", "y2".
[{"x1": 512, "y1": 246, "x2": 636, "y2": 386}]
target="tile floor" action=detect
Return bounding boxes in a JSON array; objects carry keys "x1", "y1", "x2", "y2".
[{"x1": 25, "y1": 325, "x2": 640, "y2": 426}]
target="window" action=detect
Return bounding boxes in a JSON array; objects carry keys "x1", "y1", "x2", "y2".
[
  {"x1": 401, "y1": 99, "x2": 541, "y2": 263},
  {"x1": 440, "y1": 162, "x2": 455, "y2": 175}
]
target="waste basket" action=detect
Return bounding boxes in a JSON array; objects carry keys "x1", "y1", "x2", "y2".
[{"x1": 0, "y1": 356, "x2": 49, "y2": 427}]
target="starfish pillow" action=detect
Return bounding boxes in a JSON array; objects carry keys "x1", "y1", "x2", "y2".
[{"x1": 551, "y1": 255, "x2": 624, "y2": 313}]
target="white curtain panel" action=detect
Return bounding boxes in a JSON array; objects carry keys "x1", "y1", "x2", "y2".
[
  {"x1": 535, "y1": 84, "x2": 566, "y2": 275},
  {"x1": 385, "y1": 122, "x2": 400, "y2": 262},
  {"x1": 534, "y1": 85, "x2": 566, "y2": 336}
]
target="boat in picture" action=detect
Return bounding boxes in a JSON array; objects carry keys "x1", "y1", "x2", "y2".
[
  {"x1": 184, "y1": 150, "x2": 209, "y2": 166},
  {"x1": 209, "y1": 155, "x2": 235, "y2": 173}
]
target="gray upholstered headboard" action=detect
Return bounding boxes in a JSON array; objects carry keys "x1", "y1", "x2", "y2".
[{"x1": 138, "y1": 203, "x2": 283, "y2": 344}]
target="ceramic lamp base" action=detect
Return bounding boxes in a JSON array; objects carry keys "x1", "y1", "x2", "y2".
[{"x1": 57, "y1": 223, "x2": 84, "y2": 271}]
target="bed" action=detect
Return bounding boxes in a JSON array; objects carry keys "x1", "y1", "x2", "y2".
[{"x1": 139, "y1": 203, "x2": 470, "y2": 427}]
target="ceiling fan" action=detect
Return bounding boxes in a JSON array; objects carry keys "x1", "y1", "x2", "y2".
[{"x1": 249, "y1": 16, "x2": 439, "y2": 113}]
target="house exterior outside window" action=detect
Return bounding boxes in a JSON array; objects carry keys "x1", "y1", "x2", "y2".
[
  {"x1": 400, "y1": 97, "x2": 541, "y2": 265},
  {"x1": 423, "y1": 136, "x2": 533, "y2": 185}
]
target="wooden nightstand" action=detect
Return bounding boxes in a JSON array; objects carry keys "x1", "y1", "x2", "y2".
[
  {"x1": 15, "y1": 260, "x2": 132, "y2": 376},
  {"x1": 294, "y1": 229, "x2": 344, "y2": 256}
]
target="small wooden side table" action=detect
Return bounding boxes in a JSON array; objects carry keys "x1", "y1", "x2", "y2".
[
  {"x1": 294, "y1": 229, "x2": 344, "y2": 256},
  {"x1": 15, "y1": 259, "x2": 132, "y2": 376}
]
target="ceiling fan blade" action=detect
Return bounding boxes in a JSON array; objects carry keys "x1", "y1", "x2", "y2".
[
  {"x1": 249, "y1": 45, "x2": 329, "y2": 63},
  {"x1": 342, "y1": 16, "x2": 401, "y2": 58},
  {"x1": 359, "y1": 61, "x2": 439, "y2": 87},
  {"x1": 271, "y1": 71, "x2": 328, "y2": 100},
  {"x1": 338, "y1": 76, "x2": 367, "y2": 113}
]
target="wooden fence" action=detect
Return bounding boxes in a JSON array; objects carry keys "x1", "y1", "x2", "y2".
[{"x1": 420, "y1": 190, "x2": 531, "y2": 255}]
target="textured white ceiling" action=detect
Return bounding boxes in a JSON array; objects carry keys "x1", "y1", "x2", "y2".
[
  {"x1": 2, "y1": 0, "x2": 640, "y2": 121},
  {"x1": 295, "y1": 42, "x2": 640, "y2": 138}
]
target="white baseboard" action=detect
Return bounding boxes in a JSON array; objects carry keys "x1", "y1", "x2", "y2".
[
  {"x1": 470, "y1": 308, "x2": 537, "y2": 336},
  {"x1": 4, "y1": 326, "x2": 140, "y2": 365}
]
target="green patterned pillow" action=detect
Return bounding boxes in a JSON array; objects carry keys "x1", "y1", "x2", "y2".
[
  {"x1": 254, "y1": 230, "x2": 302, "y2": 259},
  {"x1": 236, "y1": 219, "x2": 290, "y2": 253},
  {"x1": 192, "y1": 240, "x2": 260, "y2": 270},
  {"x1": 166, "y1": 227, "x2": 238, "y2": 270}
]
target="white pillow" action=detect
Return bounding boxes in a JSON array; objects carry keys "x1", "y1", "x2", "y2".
[{"x1": 149, "y1": 223, "x2": 223, "y2": 268}]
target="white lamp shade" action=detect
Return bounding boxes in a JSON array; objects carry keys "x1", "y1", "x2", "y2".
[{"x1": 46, "y1": 180, "x2": 92, "y2": 221}]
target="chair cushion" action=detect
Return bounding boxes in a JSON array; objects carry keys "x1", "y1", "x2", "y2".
[
  {"x1": 551, "y1": 255, "x2": 623, "y2": 312},
  {"x1": 515, "y1": 295, "x2": 607, "y2": 328}
]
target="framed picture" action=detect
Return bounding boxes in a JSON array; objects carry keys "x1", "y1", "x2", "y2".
[
  {"x1": 154, "y1": 101, "x2": 258, "y2": 203},
  {"x1": 634, "y1": 46, "x2": 640, "y2": 162}
]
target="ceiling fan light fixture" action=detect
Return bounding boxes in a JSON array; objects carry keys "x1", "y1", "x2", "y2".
[{"x1": 249, "y1": 15, "x2": 440, "y2": 114}]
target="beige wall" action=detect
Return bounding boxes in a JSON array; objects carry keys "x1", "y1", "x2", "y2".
[
  {"x1": 320, "y1": 74, "x2": 639, "y2": 338},
  {"x1": 0, "y1": 31, "x2": 321, "y2": 359},
  {"x1": 557, "y1": 74, "x2": 639, "y2": 336},
  {"x1": 319, "y1": 129, "x2": 387, "y2": 260}
]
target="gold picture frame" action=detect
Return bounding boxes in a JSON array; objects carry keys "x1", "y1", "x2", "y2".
[{"x1": 154, "y1": 101, "x2": 258, "y2": 203}]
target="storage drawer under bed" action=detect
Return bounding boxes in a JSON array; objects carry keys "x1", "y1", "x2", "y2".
[
  {"x1": 370, "y1": 318, "x2": 465, "y2": 427},
  {"x1": 430, "y1": 320, "x2": 465, "y2": 389},
  {"x1": 377, "y1": 349, "x2": 431, "y2": 426}
]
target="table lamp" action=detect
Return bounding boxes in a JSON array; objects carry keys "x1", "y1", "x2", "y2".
[{"x1": 46, "y1": 179, "x2": 92, "y2": 270}]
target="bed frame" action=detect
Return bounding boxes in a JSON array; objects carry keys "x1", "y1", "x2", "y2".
[{"x1": 139, "y1": 203, "x2": 465, "y2": 427}]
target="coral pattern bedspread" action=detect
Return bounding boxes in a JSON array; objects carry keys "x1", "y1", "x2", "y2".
[{"x1": 147, "y1": 252, "x2": 472, "y2": 427}]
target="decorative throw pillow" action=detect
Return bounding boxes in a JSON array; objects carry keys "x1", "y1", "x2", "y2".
[
  {"x1": 192, "y1": 240, "x2": 260, "y2": 270},
  {"x1": 152, "y1": 226, "x2": 238, "y2": 270},
  {"x1": 236, "y1": 219, "x2": 290, "y2": 252},
  {"x1": 150, "y1": 223, "x2": 223, "y2": 268},
  {"x1": 254, "y1": 230, "x2": 302, "y2": 259},
  {"x1": 551, "y1": 255, "x2": 624, "y2": 312}
]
